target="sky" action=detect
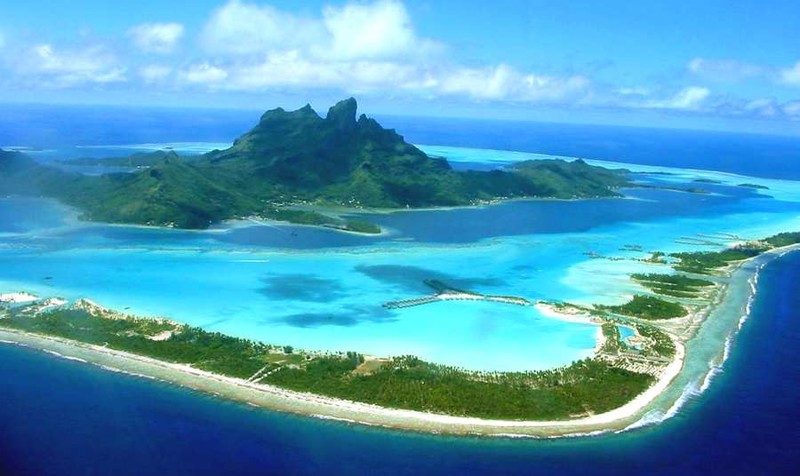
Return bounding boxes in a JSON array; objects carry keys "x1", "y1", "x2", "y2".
[{"x1": 1, "y1": 0, "x2": 799, "y2": 135}]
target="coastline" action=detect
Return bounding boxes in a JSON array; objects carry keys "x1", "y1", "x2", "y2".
[
  {"x1": 1, "y1": 244, "x2": 796, "y2": 438},
  {"x1": 0, "y1": 326, "x2": 683, "y2": 437},
  {"x1": 229, "y1": 216, "x2": 391, "y2": 238}
]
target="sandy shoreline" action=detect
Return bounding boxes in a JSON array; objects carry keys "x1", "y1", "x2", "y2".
[
  {"x1": 0, "y1": 325, "x2": 683, "y2": 438},
  {"x1": 0, "y1": 292, "x2": 40, "y2": 303},
  {"x1": 1, "y1": 244, "x2": 796, "y2": 438}
]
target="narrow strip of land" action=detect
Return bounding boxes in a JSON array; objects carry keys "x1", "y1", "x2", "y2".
[
  {"x1": 1, "y1": 236, "x2": 797, "y2": 437},
  {"x1": 0, "y1": 327, "x2": 683, "y2": 437}
]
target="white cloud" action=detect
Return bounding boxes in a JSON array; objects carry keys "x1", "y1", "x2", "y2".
[
  {"x1": 180, "y1": 63, "x2": 228, "y2": 85},
  {"x1": 226, "y1": 51, "x2": 338, "y2": 89},
  {"x1": 139, "y1": 64, "x2": 172, "y2": 83},
  {"x1": 321, "y1": 0, "x2": 439, "y2": 60},
  {"x1": 192, "y1": 1, "x2": 586, "y2": 103},
  {"x1": 0, "y1": 1, "x2": 587, "y2": 106},
  {"x1": 223, "y1": 52, "x2": 441, "y2": 93},
  {"x1": 193, "y1": 51, "x2": 588, "y2": 104},
  {"x1": 669, "y1": 86, "x2": 711, "y2": 109},
  {"x1": 201, "y1": 1, "x2": 323, "y2": 56},
  {"x1": 646, "y1": 86, "x2": 710, "y2": 110},
  {"x1": 201, "y1": 0, "x2": 438, "y2": 61},
  {"x1": 24, "y1": 43, "x2": 126, "y2": 86},
  {"x1": 437, "y1": 64, "x2": 590, "y2": 102},
  {"x1": 741, "y1": 98, "x2": 782, "y2": 118},
  {"x1": 668, "y1": 95, "x2": 800, "y2": 121},
  {"x1": 740, "y1": 98, "x2": 800, "y2": 120},
  {"x1": 687, "y1": 58, "x2": 763, "y2": 81},
  {"x1": 780, "y1": 61, "x2": 800, "y2": 86},
  {"x1": 345, "y1": 61, "x2": 428, "y2": 89},
  {"x1": 128, "y1": 22, "x2": 184, "y2": 54},
  {"x1": 616, "y1": 87, "x2": 650, "y2": 96},
  {"x1": 783, "y1": 100, "x2": 800, "y2": 118}
]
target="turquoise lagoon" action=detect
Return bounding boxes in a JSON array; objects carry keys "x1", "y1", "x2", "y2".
[
  {"x1": 617, "y1": 325, "x2": 639, "y2": 349},
  {"x1": 618, "y1": 325, "x2": 636, "y2": 341},
  {"x1": 3, "y1": 146, "x2": 800, "y2": 372}
]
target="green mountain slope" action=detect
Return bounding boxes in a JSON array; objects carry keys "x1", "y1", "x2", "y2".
[
  {"x1": 204, "y1": 97, "x2": 456, "y2": 207},
  {"x1": 63, "y1": 160, "x2": 259, "y2": 228},
  {"x1": 0, "y1": 99, "x2": 630, "y2": 229}
]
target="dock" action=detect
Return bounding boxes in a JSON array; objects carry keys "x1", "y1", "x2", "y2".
[{"x1": 383, "y1": 280, "x2": 533, "y2": 310}]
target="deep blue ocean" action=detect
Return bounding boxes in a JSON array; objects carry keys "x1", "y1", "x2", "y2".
[{"x1": 2, "y1": 104, "x2": 800, "y2": 475}]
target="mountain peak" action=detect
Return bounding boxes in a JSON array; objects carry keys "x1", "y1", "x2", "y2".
[
  {"x1": 326, "y1": 97, "x2": 358, "y2": 129},
  {"x1": 259, "y1": 103, "x2": 321, "y2": 124}
]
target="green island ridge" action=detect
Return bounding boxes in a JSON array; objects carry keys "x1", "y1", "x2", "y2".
[
  {"x1": 2, "y1": 231, "x2": 799, "y2": 428},
  {"x1": 0, "y1": 98, "x2": 630, "y2": 232},
  {"x1": 0, "y1": 306, "x2": 650, "y2": 421},
  {"x1": 738, "y1": 183, "x2": 770, "y2": 190},
  {"x1": 630, "y1": 274, "x2": 715, "y2": 299}
]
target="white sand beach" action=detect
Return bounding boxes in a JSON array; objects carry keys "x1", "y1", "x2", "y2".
[
  {"x1": 0, "y1": 292, "x2": 39, "y2": 303},
  {"x1": 0, "y1": 324, "x2": 684, "y2": 437}
]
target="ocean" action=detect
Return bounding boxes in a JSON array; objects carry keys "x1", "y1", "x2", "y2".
[{"x1": 1, "y1": 104, "x2": 800, "y2": 474}]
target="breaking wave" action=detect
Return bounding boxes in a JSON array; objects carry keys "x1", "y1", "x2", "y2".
[
  {"x1": 42, "y1": 349, "x2": 89, "y2": 364},
  {"x1": 622, "y1": 381, "x2": 703, "y2": 431},
  {"x1": 622, "y1": 258, "x2": 771, "y2": 432}
]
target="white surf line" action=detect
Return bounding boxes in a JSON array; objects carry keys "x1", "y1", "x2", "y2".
[{"x1": 246, "y1": 218, "x2": 289, "y2": 233}]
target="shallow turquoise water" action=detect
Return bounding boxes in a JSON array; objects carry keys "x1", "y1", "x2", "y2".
[
  {"x1": 4, "y1": 250, "x2": 800, "y2": 475},
  {"x1": 618, "y1": 325, "x2": 636, "y2": 340},
  {"x1": 3, "y1": 146, "x2": 800, "y2": 371},
  {"x1": 617, "y1": 325, "x2": 639, "y2": 349}
]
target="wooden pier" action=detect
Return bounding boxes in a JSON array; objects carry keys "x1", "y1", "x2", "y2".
[
  {"x1": 383, "y1": 280, "x2": 532, "y2": 310},
  {"x1": 383, "y1": 296, "x2": 441, "y2": 309}
]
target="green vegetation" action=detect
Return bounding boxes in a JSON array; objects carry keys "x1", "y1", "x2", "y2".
[
  {"x1": 256, "y1": 209, "x2": 381, "y2": 234},
  {"x1": 600, "y1": 323, "x2": 624, "y2": 354},
  {"x1": 632, "y1": 273, "x2": 714, "y2": 298},
  {"x1": 693, "y1": 178, "x2": 722, "y2": 184},
  {"x1": 667, "y1": 232, "x2": 800, "y2": 275},
  {"x1": 597, "y1": 232, "x2": 800, "y2": 322},
  {"x1": 1, "y1": 98, "x2": 630, "y2": 230},
  {"x1": 262, "y1": 208, "x2": 338, "y2": 226},
  {"x1": 738, "y1": 183, "x2": 769, "y2": 190},
  {"x1": 643, "y1": 251, "x2": 668, "y2": 264},
  {"x1": 501, "y1": 158, "x2": 630, "y2": 198},
  {"x1": 64, "y1": 150, "x2": 190, "y2": 167},
  {"x1": 342, "y1": 220, "x2": 381, "y2": 234},
  {"x1": 764, "y1": 232, "x2": 800, "y2": 248},
  {"x1": 636, "y1": 325, "x2": 676, "y2": 358},
  {"x1": 684, "y1": 187, "x2": 711, "y2": 194},
  {"x1": 0, "y1": 308, "x2": 267, "y2": 378},
  {"x1": 671, "y1": 245, "x2": 766, "y2": 274},
  {"x1": 598, "y1": 295, "x2": 688, "y2": 320},
  {"x1": 641, "y1": 184, "x2": 710, "y2": 195},
  {"x1": 599, "y1": 322, "x2": 675, "y2": 359},
  {"x1": 266, "y1": 355, "x2": 652, "y2": 420},
  {"x1": 0, "y1": 305, "x2": 652, "y2": 421}
]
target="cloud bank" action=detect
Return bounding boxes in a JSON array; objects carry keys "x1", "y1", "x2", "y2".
[
  {"x1": 187, "y1": 0, "x2": 587, "y2": 103},
  {"x1": 21, "y1": 44, "x2": 127, "y2": 87},
  {"x1": 128, "y1": 22, "x2": 184, "y2": 54},
  {"x1": 0, "y1": 0, "x2": 797, "y2": 124},
  {"x1": 780, "y1": 61, "x2": 800, "y2": 86},
  {"x1": 687, "y1": 58, "x2": 764, "y2": 82}
]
